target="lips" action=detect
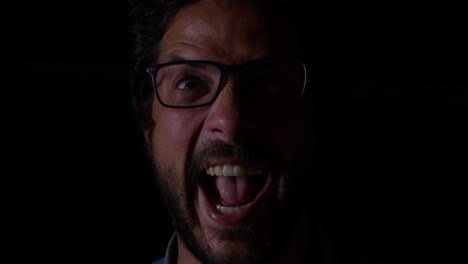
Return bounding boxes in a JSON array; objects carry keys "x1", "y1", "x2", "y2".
[{"x1": 198, "y1": 164, "x2": 271, "y2": 225}]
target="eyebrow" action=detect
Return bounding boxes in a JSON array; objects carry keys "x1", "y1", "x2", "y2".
[
  {"x1": 165, "y1": 53, "x2": 216, "y2": 68},
  {"x1": 167, "y1": 54, "x2": 187, "y2": 62},
  {"x1": 163, "y1": 55, "x2": 216, "y2": 71}
]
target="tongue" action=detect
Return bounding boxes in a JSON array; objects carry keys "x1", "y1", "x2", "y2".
[{"x1": 215, "y1": 176, "x2": 257, "y2": 206}]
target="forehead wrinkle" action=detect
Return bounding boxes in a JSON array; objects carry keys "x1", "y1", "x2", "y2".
[
  {"x1": 161, "y1": 39, "x2": 226, "y2": 63},
  {"x1": 160, "y1": 1, "x2": 299, "y2": 64},
  {"x1": 161, "y1": 17, "x2": 227, "y2": 58},
  {"x1": 181, "y1": 21, "x2": 267, "y2": 61}
]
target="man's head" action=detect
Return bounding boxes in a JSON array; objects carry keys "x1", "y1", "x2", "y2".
[{"x1": 131, "y1": 1, "x2": 314, "y2": 263}]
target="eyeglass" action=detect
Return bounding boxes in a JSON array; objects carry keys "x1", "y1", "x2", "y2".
[{"x1": 146, "y1": 58, "x2": 307, "y2": 108}]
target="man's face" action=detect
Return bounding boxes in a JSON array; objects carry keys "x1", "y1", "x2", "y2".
[{"x1": 147, "y1": 1, "x2": 313, "y2": 263}]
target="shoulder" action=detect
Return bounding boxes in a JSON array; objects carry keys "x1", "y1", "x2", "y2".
[
  {"x1": 153, "y1": 257, "x2": 165, "y2": 264},
  {"x1": 153, "y1": 233, "x2": 177, "y2": 264}
]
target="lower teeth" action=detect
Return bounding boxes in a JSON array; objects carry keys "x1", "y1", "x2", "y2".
[{"x1": 216, "y1": 203, "x2": 250, "y2": 214}]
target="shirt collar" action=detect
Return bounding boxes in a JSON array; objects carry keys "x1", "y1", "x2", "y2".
[{"x1": 163, "y1": 233, "x2": 178, "y2": 264}]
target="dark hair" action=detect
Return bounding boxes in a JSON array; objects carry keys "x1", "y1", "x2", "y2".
[
  {"x1": 130, "y1": 0, "x2": 197, "y2": 130},
  {"x1": 130, "y1": 0, "x2": 308, "y2": 131}
]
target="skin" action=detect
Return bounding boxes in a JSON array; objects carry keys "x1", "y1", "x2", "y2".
[{"x1": 145, "y1": 1, "x2": 314, "y2": 263}]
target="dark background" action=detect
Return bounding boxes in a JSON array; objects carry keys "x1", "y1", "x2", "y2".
[{"x1": 3, "y1": 1, "x2": 466, "y2": 263}]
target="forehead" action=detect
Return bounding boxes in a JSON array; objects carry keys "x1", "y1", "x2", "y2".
[{"x1": 159, "y1": 0, "x2": 302, "y2": 63}]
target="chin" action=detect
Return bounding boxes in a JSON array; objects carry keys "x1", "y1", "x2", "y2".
[{"x1": 198, "y1": 236, "x2": 271, "y2": 264}]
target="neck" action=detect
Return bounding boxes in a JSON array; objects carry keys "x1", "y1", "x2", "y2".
[
  {"x1": 177, "y1": 238, "x2": 199, "y2": 264},
  {"x1": 176, "y1": 211, "x2": 316, "y2": 264}
]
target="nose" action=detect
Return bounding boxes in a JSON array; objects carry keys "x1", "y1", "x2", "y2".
[{"x1": 202, "y1": 77, "x2": 251, "y2": 144}]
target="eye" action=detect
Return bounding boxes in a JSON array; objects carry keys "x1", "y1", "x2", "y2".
[
  {"x1": 263, "y1": 81, "x2": 281, "y2": 91},
  {"x1": 177, "y1": 77, "x2": 203, "y2": 90},
  {"x1": 259, "y1": 78, "x2": 287, "y2": 92}
]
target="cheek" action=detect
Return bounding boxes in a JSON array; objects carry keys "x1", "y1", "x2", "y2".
[
  {"x1": 274, "y1": 111, "x2": 313, "y2": 159},
  {"x1": 151, "y1": 106, "x2": 205, "y2": 171}
]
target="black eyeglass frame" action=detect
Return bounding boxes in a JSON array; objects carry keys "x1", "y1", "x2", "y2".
[{"x1": 146, "y1": 58, "x2": 307, "y2": 109}]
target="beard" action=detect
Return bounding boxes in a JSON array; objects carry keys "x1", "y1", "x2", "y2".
[{"x1": 151, "y1": 139, "x2": 310, "y2": 264}]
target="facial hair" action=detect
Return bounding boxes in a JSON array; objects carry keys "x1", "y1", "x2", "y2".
[{"x1": 151, "y1": 139, "x2": 310, "y2": 264}]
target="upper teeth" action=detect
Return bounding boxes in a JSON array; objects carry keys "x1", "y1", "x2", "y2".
[{"x1": 206, "y1": 165, "x2": 264, "y2": 177}]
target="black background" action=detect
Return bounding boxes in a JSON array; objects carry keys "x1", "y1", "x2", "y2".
[{"x1": 3, "y1": 1, "x2": 466, "y2": 263}]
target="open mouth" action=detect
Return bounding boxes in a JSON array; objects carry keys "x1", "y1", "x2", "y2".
[{"x1": 198, "y1": 164, "x2": 271, "y2": 224}]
